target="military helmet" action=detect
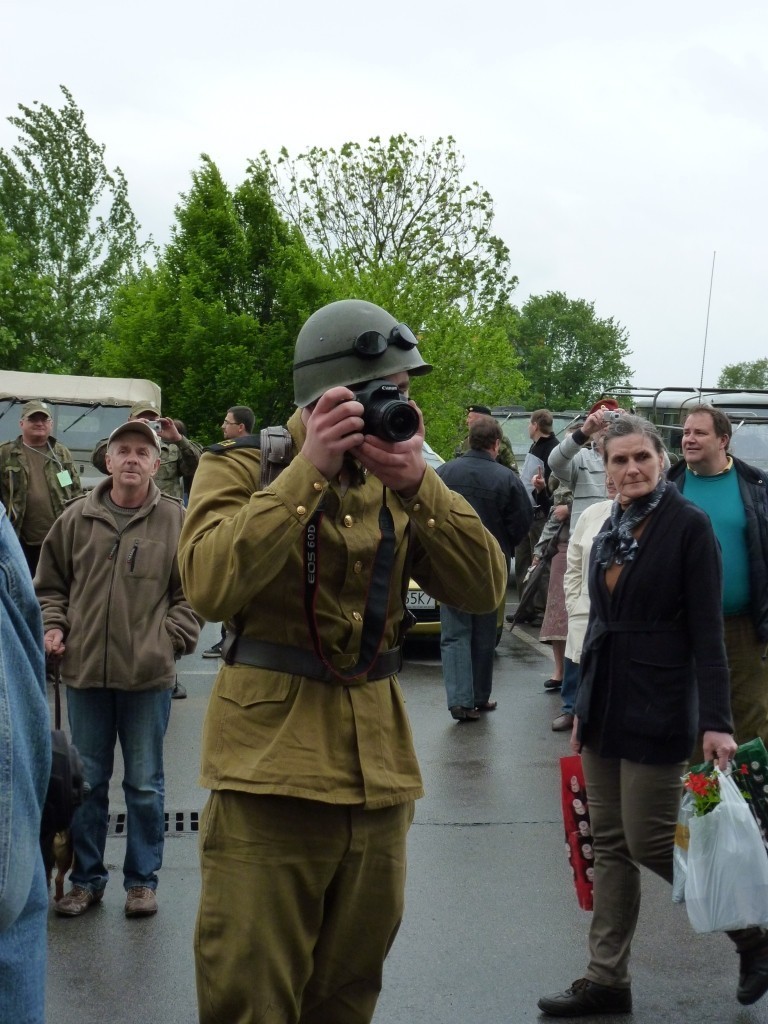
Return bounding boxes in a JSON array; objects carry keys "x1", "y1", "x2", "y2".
[{"x1": 293, "y1": 299, "x2": 432, "y2": 407}]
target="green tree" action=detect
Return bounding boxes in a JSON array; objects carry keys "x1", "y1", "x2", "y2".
[
  {"x1": 513, "y1": 291, "x2": 632, "y2": 410},
  {"x1": 717, "y1": 359, "x2": 768, "y2": 390},
  {"x1": 98, "y1": 156, "x2": 332, "y2": 439},
  {"x1": 414, "y1": 304, "x2": 526, "y2": 457},
  {"x1": 258, "y1": 134, "x2": 517, "y2": 316},
  {"x1": 0, "y1": 214, "x2": 52, "y2": 366},
  {"x1": 0, "y1": 85, "x2": 149, "y2": 371},
  {"x1": 258, "y1": 135, "x2": 525, "y2": 452}
]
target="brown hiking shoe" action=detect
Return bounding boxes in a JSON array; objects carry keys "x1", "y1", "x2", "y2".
[
  {"x1": 124, "y1": 886, "x2": 158, "y2": 918},
  {"x1": 55, "y1": 885, "x2": 103, "y2": 917},
  {"x1": 450, "y1": 705, "x2": 481, "y2": 722}
]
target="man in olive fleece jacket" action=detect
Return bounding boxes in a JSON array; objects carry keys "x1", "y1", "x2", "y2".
[{"x1": 36, "y1": 420, "x2": 201, "y2": 920}]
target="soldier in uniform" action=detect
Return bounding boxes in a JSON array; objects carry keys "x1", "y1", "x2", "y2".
[
  {"x1": 0, "y1": 400, "x2": 82, "y2": 574},
  {"x1": 456, "y1": 403, "x2": 518, "y2": 472},
  {"x1": 178, "y1": 298, "x2": 508, "y2": 1024},
  {"x1": 91, "y1": 400, "x2": 202, "y2": 500}
]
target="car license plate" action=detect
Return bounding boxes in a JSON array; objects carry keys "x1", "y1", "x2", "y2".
[{"x1": 406, "y1": 590, "x2": 436, "y2": 610}]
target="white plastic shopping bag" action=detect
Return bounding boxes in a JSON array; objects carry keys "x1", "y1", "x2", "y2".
[
  {"x1": 685, "y1": 768, "x2": 768, "y2": 932},
  {"x1": 672, "y1": 789, "x2": 694, "y2": 904}
]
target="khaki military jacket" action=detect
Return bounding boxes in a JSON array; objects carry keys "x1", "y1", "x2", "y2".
[
  {"x1": 92, "y1": 435, "x2": 202, "y2": 499},
  {"x1": 179, "y1": 409, "x2": 507, "y2": 809},
  {"x1": 35, "y1": 477, "x2": 201, "y2": 690},
  {"x1": 0, "y1": 436, "x2": 82, "y2": 536}
]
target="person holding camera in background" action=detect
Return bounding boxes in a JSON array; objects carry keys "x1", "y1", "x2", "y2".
[
  {"x1": 547, "y1": 398, "x2": 622, "y2": 528},
  {"x1": 91, "y1": 399, "x2": 202, "y2": 501},
  {"x1": 178, "y1": 298, "x2": 508, "y2": 1024}
]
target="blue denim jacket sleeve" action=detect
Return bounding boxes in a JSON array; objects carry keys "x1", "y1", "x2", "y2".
[{"x1": 0, "y1": 503, "x2": 50, "y2": 930}]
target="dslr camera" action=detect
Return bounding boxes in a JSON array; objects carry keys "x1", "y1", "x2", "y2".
[{"x1": 353, "y1": 379, "x2": 419, "y2": 442}]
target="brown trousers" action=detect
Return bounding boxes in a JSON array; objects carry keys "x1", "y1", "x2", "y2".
[
  {"x1": 726, "y1": 614, "x2": 768, "y2": 747},
  {"x1": 581, "y1": 748, "x2": 684, "y2": 988},
  {"x1": 195, "y1": 791, "x2": 413, "y2": 1024}
]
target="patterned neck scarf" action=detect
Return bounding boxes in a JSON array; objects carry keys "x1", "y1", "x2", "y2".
[{"x1": 594, "y1": 478, "x2": 667, "y2": 569}]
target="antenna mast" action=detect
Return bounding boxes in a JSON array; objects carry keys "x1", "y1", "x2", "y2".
[{"x1": 699, "y1": 251, "x2": 716, "y2": 394}]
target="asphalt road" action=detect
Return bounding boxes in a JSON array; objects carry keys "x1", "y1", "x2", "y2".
[{"x1": 45, "y1": 616, "x2": 768, "y2": 1024}]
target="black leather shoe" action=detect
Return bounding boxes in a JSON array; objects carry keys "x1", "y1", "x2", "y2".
[
  {"x1": 738, "y1": 938, "x2": 768, "y2": 1005},
  {"x1": 537, "y1": 978, "x2": 632, "y2": 1017}
]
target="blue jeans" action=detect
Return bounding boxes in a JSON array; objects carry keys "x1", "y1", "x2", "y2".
[
  {"x1": 440, "y1": 604, "x2": 498, "y2": 708},
  {"x1": 67, "y1": 686, "x2": 172, "y2": 893},
  {"x1": 561, "y1": 657, "x2": 581, "y2": 715},
  {"x1": 0, "y1": 507, "x2": 50, "y2": 1023}
]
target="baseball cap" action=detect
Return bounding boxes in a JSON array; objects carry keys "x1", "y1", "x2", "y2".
[
  {"x1": 588, "y1": 397, "x2": 619, "y2": 416},
  {"x1": 108, "y1": 420, "x2": 161, "y2": 452},
  {"x1": 129, "y1": 400, "x2": 160, "y2": 418},
  {"x1": 467, "y1": 404, "x2": 492, "y2": 415},
  {"x1": 21, "y1": 400, "x2": 52, "y2": 418}
]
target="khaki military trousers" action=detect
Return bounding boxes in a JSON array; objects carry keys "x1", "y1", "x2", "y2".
[
  {"x1": 195, "y1": 791, "x2": 414, "y2": 1024},
  {"x1": 725, "y1": 614, "x2": 768, "y2": 747},
  {"x1": 581, "y1": 747, "x2": 684, "y2": 989}
]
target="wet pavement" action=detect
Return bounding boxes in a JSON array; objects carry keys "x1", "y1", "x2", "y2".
[{"x1": 46, "y1": 614, "x2": 768, "y2": 1024}]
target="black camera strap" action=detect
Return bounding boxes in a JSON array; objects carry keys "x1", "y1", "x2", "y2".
[{"x1": 303, "y1": 488, "x2": 396, "y2": 682}]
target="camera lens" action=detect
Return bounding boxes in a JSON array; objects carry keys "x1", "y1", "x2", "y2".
[{"x1": 377, "y1": 402, "x2": 419, "y2": 442}]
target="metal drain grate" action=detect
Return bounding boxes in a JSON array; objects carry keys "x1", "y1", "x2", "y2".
[{"x1": 106, "y1": 809, "x2": 200, "y2": 837}]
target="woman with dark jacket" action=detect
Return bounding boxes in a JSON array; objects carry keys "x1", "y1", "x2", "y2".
[{"x1": 538, "y1": 415, "x2": 768, "y2": 1017}]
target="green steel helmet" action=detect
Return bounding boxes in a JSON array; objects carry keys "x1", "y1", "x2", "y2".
[{"x1": 293, "y1": 299, "x2": 432, "y2": 407}]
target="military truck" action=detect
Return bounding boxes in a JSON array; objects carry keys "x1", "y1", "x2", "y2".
[
  {"x1": 0, "y1": 371, "x2": 161, "y2": 490},
  {"x1": 608, "y1": 386, "x2": 768, "y2": 472}
]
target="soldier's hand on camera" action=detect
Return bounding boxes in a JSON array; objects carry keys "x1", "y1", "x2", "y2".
[
  {"x1": 301, "y1": 387, "x2": 366, "y2": 480},
  {"x1": 355, "y1": 403, "x2": 427, "y2": 498}
]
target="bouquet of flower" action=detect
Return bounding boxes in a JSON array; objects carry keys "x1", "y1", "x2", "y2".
[
  {"x1": 683, "y1": 765, "x2": 749, "y2": 817},
  {"x1": 683, "y1": 770, "x2": 721, "y2": 816}
]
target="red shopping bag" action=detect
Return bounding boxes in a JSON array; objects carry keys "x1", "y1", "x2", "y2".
[{"x1": 560, "y1": 754, "x2": 594, "y2": 911}]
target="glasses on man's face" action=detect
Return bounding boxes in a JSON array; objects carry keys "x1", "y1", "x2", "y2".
[{"x1": 222, "y1": 419, "x2": 238, "y2": 426}]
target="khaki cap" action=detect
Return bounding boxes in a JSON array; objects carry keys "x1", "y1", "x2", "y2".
[
  {"x1": 21, "y1": 400, "x2": 52, "y2": 419},
  {"x1": 129, "y1": 400, "x2": 160, "y2": 418},
  {"x1": 108, "y1": 420, "x2": 161, "y2": 452}
]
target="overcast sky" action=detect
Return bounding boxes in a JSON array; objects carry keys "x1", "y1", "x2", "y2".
[{"x1": 3, "y1": 0, "x2": 767, "y2": 391}]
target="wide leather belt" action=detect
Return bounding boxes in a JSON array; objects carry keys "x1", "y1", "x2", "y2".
[{"x1": 220, "y1": 633, "x2": 402, "y2": 683}]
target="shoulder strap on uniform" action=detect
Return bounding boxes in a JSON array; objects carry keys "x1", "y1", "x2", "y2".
[
  {"x1": 260, "y1": 426, "x2": 293, "y2": 490},
  {"x1": 205, "y1": 434, "x2": 261, "y2": 455}
]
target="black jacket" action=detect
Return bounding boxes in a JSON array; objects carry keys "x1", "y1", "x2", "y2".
[
  {"x1": 437, "y1": 450, "x2": 533, "y2": 565},
  {"x1": 668, "y1": 455, "x2": 768, "y2": 643},
  {"x1": 576, "y1": 485, "x2": 732, "y2": 763},
  {"x1": 529, "y1": 433, "x2": 560, "y2": 514}
]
